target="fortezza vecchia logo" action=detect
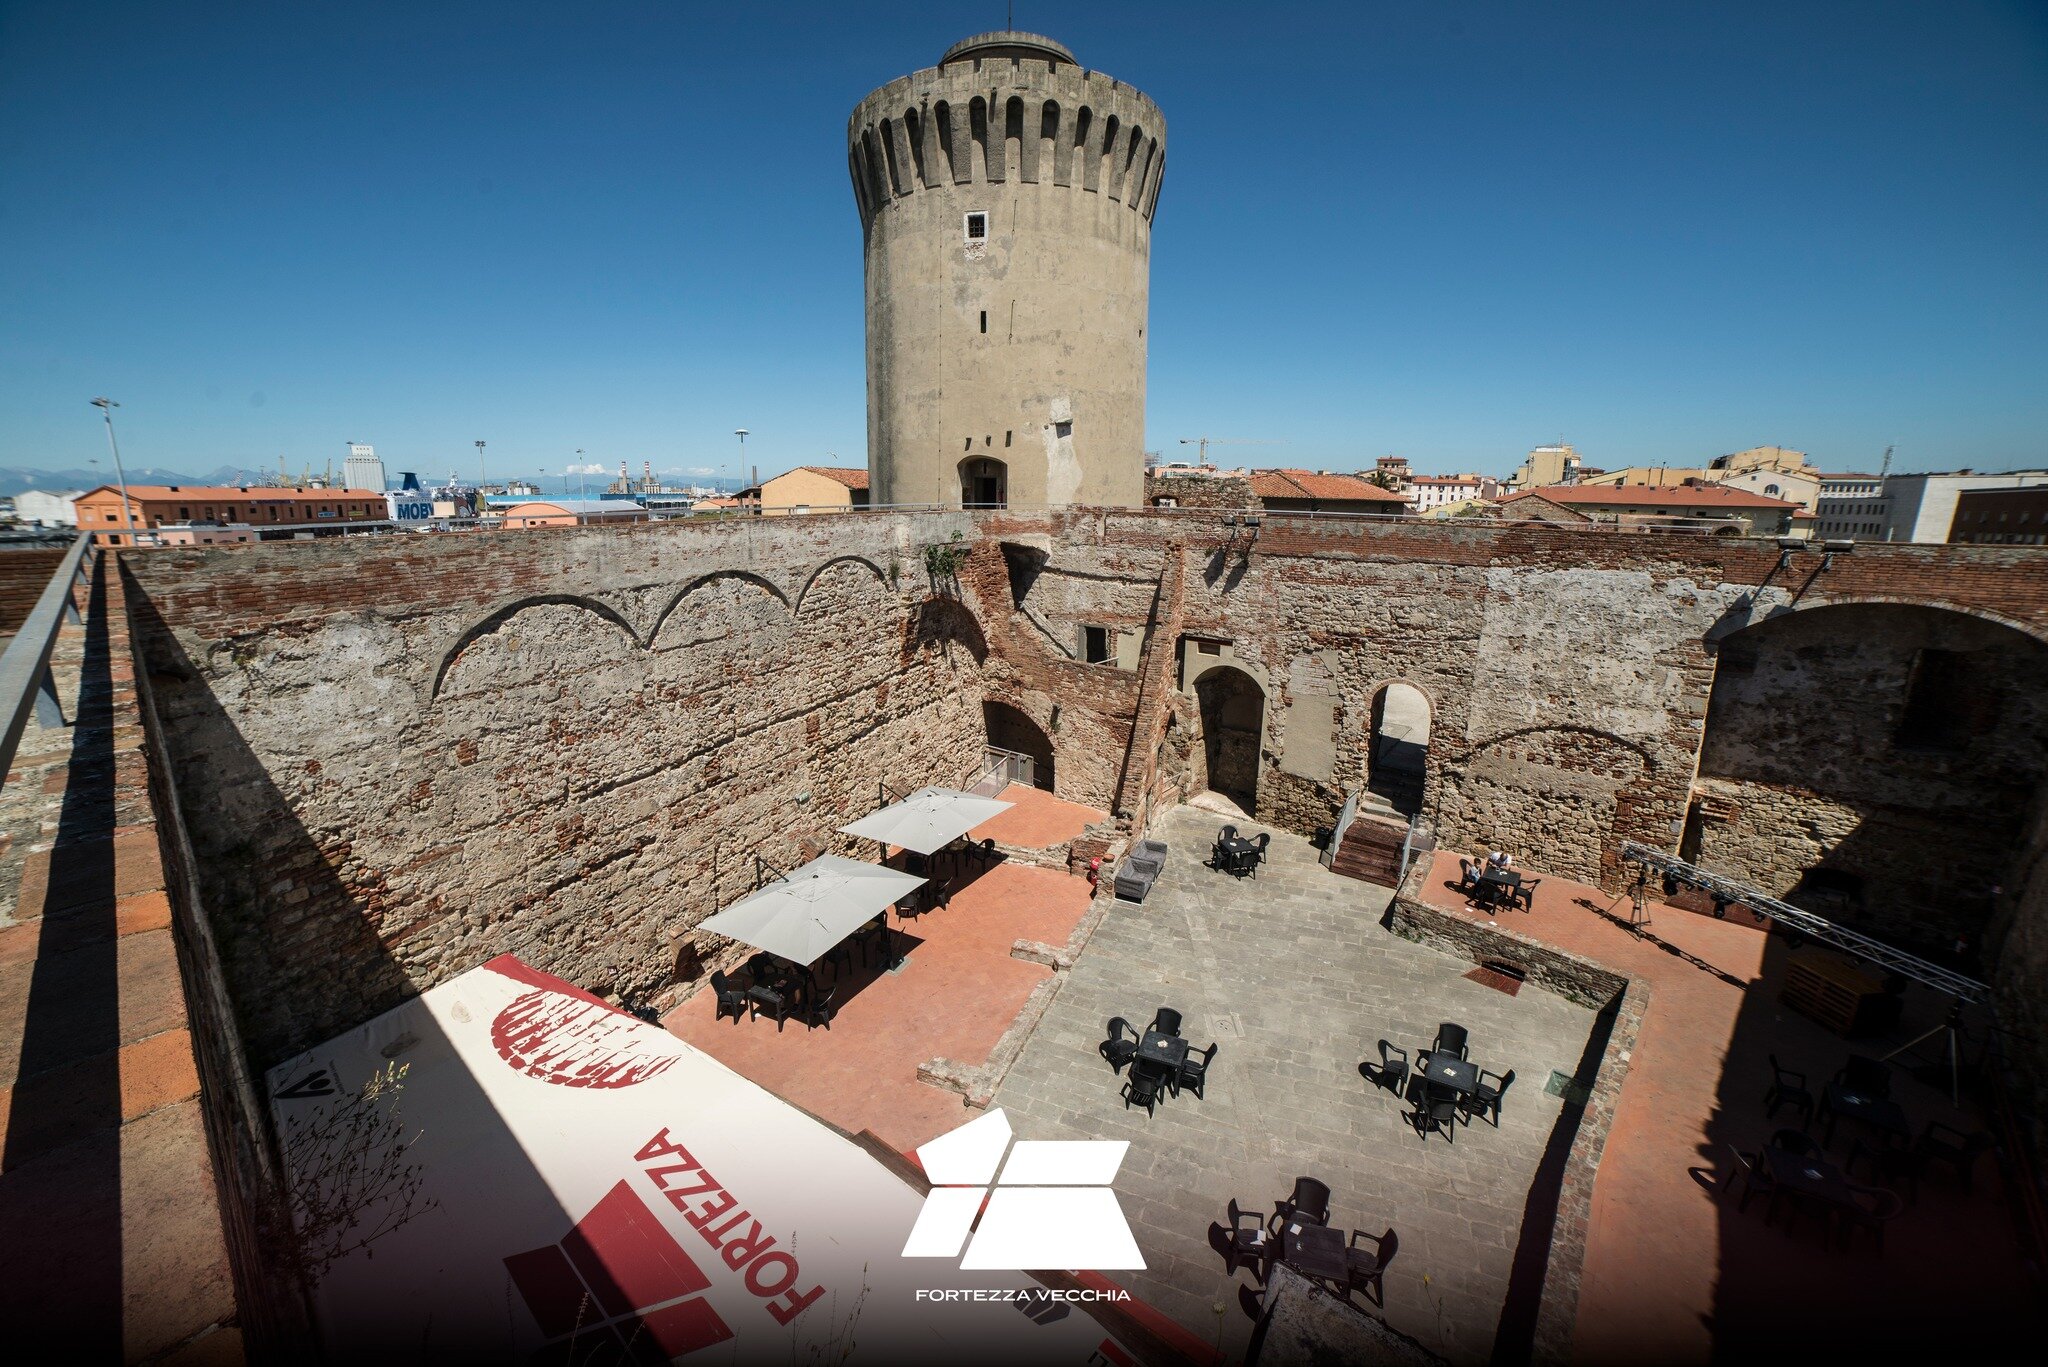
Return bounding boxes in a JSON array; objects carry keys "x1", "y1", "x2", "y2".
[{"x1": 900, "y1": 1109, "x2": 1144, "y2": 1270}]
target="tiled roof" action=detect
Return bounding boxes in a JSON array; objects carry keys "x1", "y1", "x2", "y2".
[
  {"x1": 799, "y1": 466, "x2": 871, "y2": 490},
  {"x1": 1248, "y1": 469, "x2": 1410, "y2": 503},
  {"x1": 1498, "y1": 484, "x2": 1798, "y2": 510},
  {"x1": 76, "y1": 484, "x2": 385, "y2": 500}
]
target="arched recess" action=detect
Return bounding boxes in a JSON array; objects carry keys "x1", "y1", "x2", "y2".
[
  {"x1": 984, "y1": 698, "x2": 1055, "y2": 792},
  {"x1": 1693, "y1": 600, "x2": 2048, "y2": 950},
  {"x1": 1366, "y1": 681, "x2": 1432, "y2": 818},
  {"x1": 646, "y1": 569, "x2": 791, "y2": 651},
  {"x1": 1195, "y1": 665, "x2": 1265, "y2": 815},
  {"x1": 934, "y1": 101, "x2": 959, "y2": 183},
  {"x1": 793, "y1": 555, "x2": 890, "y2": 615},
  {"x1": 961, "y1": 457, "x2": 1008, "y2": 509},
  {"x1": 432, "y1": 594, "x2": 638, "y2": 700}
]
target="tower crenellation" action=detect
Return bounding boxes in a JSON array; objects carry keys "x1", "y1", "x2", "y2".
[{"x1": 850, "y1": 31, "x2": 1165, "y2": 510}]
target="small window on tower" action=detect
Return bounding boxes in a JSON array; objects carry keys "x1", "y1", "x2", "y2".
[
  {"x1": 964, "y1": 211, "x2": 988, "y2": 242},
  {"x1": 1083, "y1": 626, "x2": 1112, "y2": 664}
]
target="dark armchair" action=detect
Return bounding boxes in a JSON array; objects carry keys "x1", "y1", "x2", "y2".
[
  {"x1": 1512, "y1": 877, "x2": 1541, "y2": 911},
  {"x1": 1764, "y1": 1053, "x2": 1815, "y2": 1126},
  {"x1": 1412, "y1": 1084, "x2": 1460, "y2": 1143},
  {"x1": 1150, "y1": 1007, "x2": 1183, "y2": 1037},
  {"x1": 1917, "y1": 1121, "x2": 1993, "y2": 1193},
  {"x1": 1462, "y1": 1068, "x2": 1516, "y2": 1127},
  {"x1": 1344, "y1": 1228, "x2": 1398, "y2": 1308},
  {"x1": 1271, "y1": 1176, "x2": 1332, "y2": 1230},
  {"x1": 1123, "y1": 1070, "x2": 1162, "y2": 1116},
  {"x1": 1433, "y1": 1022, "x2": 1469, "y2": 1060},
  {"x1": 1223, "y1": 1199, "x2": 1272, "y2": 1281},
  {"x1": 1178, "y1": 1042, "x2": 1218, "y2": 1099},
  {"x1": 1100, "y1": 1017, "x2": 1140, "y2": 1073},
  {"x1": 712, "y1": 970, "x2": 750, "y2": 1024},
  {"x1": 1366, "y1": 1039, "x2": 1409, "y2": 1095}
]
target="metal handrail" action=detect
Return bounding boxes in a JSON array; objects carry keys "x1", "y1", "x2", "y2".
[{"x1": 0, "y1": 532, "x2": 92, "y2": 778}]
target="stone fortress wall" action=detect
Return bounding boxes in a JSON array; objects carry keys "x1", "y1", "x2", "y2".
[
  {"x1": 850, "y1": 32, "x2": 1163, "y2": 510},
  {"x1": 121, "y1": 511, "x2": 2048, "y2": 1087}
]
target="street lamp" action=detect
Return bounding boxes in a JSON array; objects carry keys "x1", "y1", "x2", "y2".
[
  {"x1": 734, "y1": 429, "x2": 748, "y2": 493},
  {"x1": 89, "y1": 397, "x2": 138, "y2": 546},
  {"x1": 475, "y1": 439, "x2": 486, "y2": 493},
  {"x1": 577, "y1": 449, "x2": 587, "y2": 505}
]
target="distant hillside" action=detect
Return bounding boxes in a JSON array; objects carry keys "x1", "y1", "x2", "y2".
[{"x1": 0, "y1": 465, "x2": 257, "y2": 495}]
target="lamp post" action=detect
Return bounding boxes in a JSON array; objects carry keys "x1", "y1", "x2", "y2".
[
  {"x1": 89, "y1": 397, "x2": 137, "y2": 546},
  {"x1": 577, "y1": 449, "x2": 587, "y2": 505}
]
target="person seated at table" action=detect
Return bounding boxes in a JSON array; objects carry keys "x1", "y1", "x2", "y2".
[
  {"x1": 1455, "y1": 858, "x2": 1482, "y2": 893},
  {"x1": 1489, "y1": 850, "x2": 1513, "y2": 870}
]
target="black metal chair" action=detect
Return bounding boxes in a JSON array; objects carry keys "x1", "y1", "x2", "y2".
[
  {"x1": 1246, "y1": 832, "x2": 1271, "y2": 878},
  {"x1": 1101, "y1": 1017, "x2": 1140, "y2": 1073},
  {"x1": 1367, "y1": 1039, "x2": 1409, "y2": 1095},
  {"x1": 1462, "y1": 1068, "x2": 1515, "y2": 1127},
  {"x1": 712, "y1": 970, "x2": 750, "y2": 1024},
  {"x1": 1271, "y1": 1176, "x2": 1332, "y2": 1230},
  {"x1": 1764, "y1": 1054, "x2": 1816, "y2": 1127},
  {"x1": 1835, "y1": 1054, "x2": 1893, "y2": 1100},
  {"x1": 1433, "y1": 1022, "x2": 1469, "y2": 1060},
  {"x1": 1211, "y1": 825, "x2": 1239, "y2": 870},
  {"x1": 1223, "y1": 1199, "x2": 1272, "y2": 1281},
  {"x1": 1344, "y1": 1228, "x2": 1398, "y2": 1308},
  {"x1": 1178, "y1": 1042, "x2": 1218, "y2": 1099},
  {"x1": 1150, "y1": 1007, "x2": 1183, "y2": 1037},
  {"x1": 1123, "y1": 1069, "x2": 1163, "y2": 1116}
]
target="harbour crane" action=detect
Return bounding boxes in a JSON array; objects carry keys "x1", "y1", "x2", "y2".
[{"x1": 1177, "y1": 437, "x2": 1280, "y2": 467}]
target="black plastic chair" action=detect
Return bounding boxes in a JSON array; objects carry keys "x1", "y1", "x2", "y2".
[
  {"x1": 1412, "y1": 1085, "x2": 1460, "y2": 1144},
  {"x1": 1247, "y1": 832, "x2": 1271, "y2": 878},
  {"x1": 1223, "y1": 1199, "x2": 1272, "y2": 1281},
  {"x1": 1151, "y1": 1007, "x2": 1183, "y2": 1037},
  {"x1": 1720, "y1": 1144, "x2": 1775, "y2": 1215},
  {"x1": 1839, "y1": 1183, "x2": 1905, "y2": 1253},
  {"x1": 1100, "y1": 1017, "x2": 1140, "y2": 1073},
  {"x1": 805, "y1": 984, "x2": 840, "y2": 1030},
  {"x1": 1433, "y1": 1023, "x2": 1469, "y2": 1060},
  {"x1": 1462, "y1": 1068, "x2": 1515, "y2": 1127},
  {"x1": 1764, "y1": 1054, "x2": 1816, "y2": 1126},
  {"x1": 1178, "y1": 1043, "x2": 1218, "y2": 1099},
  {"x1": 1123, "y1": 1070, "x2": 1162, "y2": 1116},
  {"x1": 1836, "y1": 1054, "x2": 1893, "y2": 1101},
  {"x1": 712, "y1": 970, "x2": 750, "y2": 1024},
  {"x1": 1271, "y1": 1176, "x2": 1332, "y2": 1230},
  {"x1": 1344, "y1": 1228, "x2": 1398, "y2": 1308},
  {"x1": 1512, "y1": 877, "x2": 1541, "y2": 911},
  {"x1": 1368, "y1": 1039, "x2": 1409, "y2": 1095}
]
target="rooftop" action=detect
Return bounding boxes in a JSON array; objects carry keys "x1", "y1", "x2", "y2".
[
  {"x1": 1247, "y1": 469, "x2": 1410, "y2": 503},
  {"x1": 1500, "y1": 483, "x2": 1799, "y2": 510},
  {"x1": 795, "y1": 465, "x2": 871, "y2": 490},
  {"x1": 940, "y1": 31, "x2": 1077, "y2": 66}
]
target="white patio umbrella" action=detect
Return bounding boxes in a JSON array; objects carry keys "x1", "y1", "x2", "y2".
[
  {"x1": 696, "y1": 855, "x2": 926, "y2": 967},
  {"x1": 837, "y1": 786, "x2": 1015, "y2": 855}
]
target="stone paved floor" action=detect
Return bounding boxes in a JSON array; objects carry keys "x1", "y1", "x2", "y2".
[{"x1": 991, "y1": 807, "x2": 1598, "y2": 1366}]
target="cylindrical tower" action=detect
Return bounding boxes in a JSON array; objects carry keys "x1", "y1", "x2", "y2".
[{"x1": 848, "y1": 31, "x2": 1165, "y2": 510}]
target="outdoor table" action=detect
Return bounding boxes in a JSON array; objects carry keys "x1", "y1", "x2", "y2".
[
  {"x1": 1415, "y1": 1051, "x2": 1479, "y2": 1096},
  {"x1": 1821, "y1": 1081, "x2": 1910, "y2": 1148},
  {"x1": 1473, "y1": 869, "x2": 1521, "y2": 907},
  {"x1": 1278, "y1": 1219, "x2": 1348, "y2": 1285},
  {"x1": 1760, "y1": 1143, "x2": 1860, "y2": 1209},
  {"x1": 1217, "y1": 836, "x2": 1255, "y2": 872},
  {"x1": 1135, "y1": 1029, "x2": 1189, "y2": 1078}
]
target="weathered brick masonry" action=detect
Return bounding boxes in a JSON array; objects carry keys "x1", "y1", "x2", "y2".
[{"x1": 120, "y1": 510, "x2": 2048, "y2": 1087}]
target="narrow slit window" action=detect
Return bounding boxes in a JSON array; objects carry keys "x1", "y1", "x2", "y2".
[
  {"x1": 964, "y1": 211, "x2": 988, "y2": 242},
  {"x1": 980, "y1": 311, "x2": 987, "y2": 334}
]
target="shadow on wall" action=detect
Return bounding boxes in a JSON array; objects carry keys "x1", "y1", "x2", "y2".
[{"x1": 124, "y1": 584, "x2": 581, "y2": 1355}]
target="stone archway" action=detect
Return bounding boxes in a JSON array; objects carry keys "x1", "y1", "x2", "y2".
[
  {"x1": 1367, "y1": 681, "x2": 1431, "y2": 818},
  {"x1": 983, "y1": 698, "x2": 1054, "y2": 792},
  {"x1": 1195, "y1": 666, "x2": 1264, "y2": 814}
]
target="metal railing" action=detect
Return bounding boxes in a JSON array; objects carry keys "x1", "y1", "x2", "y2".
[
  {"x1": 0, "y1": 532, "x2": 92, "y2": 778},
  {"x1": 968, "y1": 744, "x2": 1034, "y2": 796}
]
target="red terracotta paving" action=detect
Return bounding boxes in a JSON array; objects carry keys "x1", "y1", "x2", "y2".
[
  {"x1": 968, "y1": 782, "x2": 1106, "y2": 850},
  {"x1": 1417, "y1": 850, "x2": 2032, "y2": 1363},
  {"x1": 665, "y1": 859, "x2": 1093, "y2": 1155}
]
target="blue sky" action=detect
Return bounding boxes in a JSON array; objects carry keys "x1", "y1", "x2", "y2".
[{"x1": 2, "y1": 1, "x2": 2045, "y2": 487}]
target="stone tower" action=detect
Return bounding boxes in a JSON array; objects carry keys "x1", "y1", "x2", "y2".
[{"x1": 848, "y1": 31, "x2": 1165, "y2": 510}]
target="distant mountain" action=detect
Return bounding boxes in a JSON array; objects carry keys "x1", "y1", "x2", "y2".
[{"x1": 0, "y1": 465, "x2": 294, "y2": 495}]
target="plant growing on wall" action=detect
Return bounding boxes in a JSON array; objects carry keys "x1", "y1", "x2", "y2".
[{"x1": 921, "y1": 532, "x2": 970, "y2": 596}]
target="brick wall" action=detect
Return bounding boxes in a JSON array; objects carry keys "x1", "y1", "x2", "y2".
[{"x1": 0, "y1": 547, "x2": 67, "y2": 635}]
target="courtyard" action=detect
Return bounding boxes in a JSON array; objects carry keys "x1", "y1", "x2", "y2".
[{"x1": 992, "y1": 807, "x2": 1601, "y2": 1365}]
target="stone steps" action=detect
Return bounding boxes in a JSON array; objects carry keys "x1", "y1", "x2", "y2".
[{"x1": 1332, "y1": 810, "x2": 1409, "y2": 888}]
